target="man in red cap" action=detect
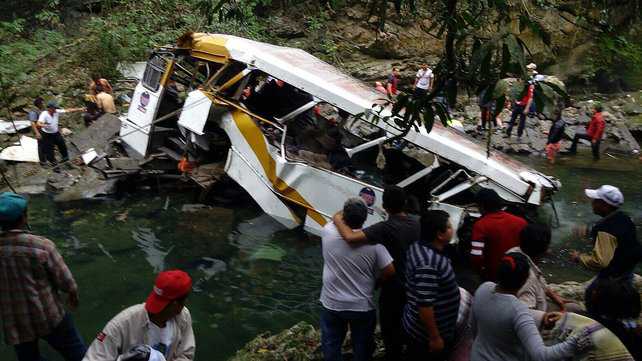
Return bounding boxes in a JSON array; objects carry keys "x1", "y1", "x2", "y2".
[{"x1": 83, "y1": 270, "x2": 195, "y2": 361}]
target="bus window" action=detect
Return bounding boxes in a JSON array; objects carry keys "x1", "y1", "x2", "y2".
[{"x1": 142, "y1": 55, "x2": 166, "y2": 92}]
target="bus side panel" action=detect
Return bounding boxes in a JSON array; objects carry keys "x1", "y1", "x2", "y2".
[
  {"x1": 120, "y1": 82, "x2": 164, "y2": 158},
  {"x1": 225, "y1": 147, "x2": 301, "y2": 229}
]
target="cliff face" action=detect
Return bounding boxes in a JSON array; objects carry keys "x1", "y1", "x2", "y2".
[{"x1": 264, "y1": 1, "x2": 641, "y2": 92}]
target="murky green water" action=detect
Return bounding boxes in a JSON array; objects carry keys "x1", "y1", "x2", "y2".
[{"x1": 2, "y1": 154, "x2": 640, "y2": 360}]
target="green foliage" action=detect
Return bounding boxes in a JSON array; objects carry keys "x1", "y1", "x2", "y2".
[
  {"x1": 0, "y1": 19, "x2": 65, "y2": 114},
  {"x1": 592, "y1": 33, "x2": 642, "y2": 89},
  {"x1": 35, "y1": 0, "x2": 62, "y2": 28}
]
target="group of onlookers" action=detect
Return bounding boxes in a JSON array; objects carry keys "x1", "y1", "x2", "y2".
[
  {"x1": 27, "y1": 76, "x2": 117, "y2": 168},
  {"x1": 320, "y1": 184, "x2": 640, "y2": 360}
]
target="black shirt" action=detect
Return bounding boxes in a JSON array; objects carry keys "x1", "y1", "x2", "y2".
[
  {"x1": 594, "y1": 211, "x2": 640, "y2": 279},
  {"x1": 363, "y1": 213, "x2": 421, "y2": 286}
]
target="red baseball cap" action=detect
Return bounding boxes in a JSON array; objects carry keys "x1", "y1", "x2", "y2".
[{"x1": 145, "y1": 270, "x2": 192, "y2": 314}]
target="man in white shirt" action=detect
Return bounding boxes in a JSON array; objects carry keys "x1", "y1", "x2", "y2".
[
  {"x1": 83, "y1": 270, "x2": 195, "y2": 361},
  {"x1": 320, "y1": 198, "x2": 395, "y2": 361},
  {"x1": 413, "y1": 64, "x2": 434, "y2": 98},
  {"x1": 37, "y1": 101, "x2": 83, "y2": 166}
]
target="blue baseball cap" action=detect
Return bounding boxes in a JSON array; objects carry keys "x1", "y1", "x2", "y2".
[{"x1": 0, "y1": 192, "x2": 27, "y2": 222}]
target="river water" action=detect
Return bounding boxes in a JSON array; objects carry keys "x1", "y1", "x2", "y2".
[{"x1": 2, "y1": 154, "x2": 641, "y2": 360}]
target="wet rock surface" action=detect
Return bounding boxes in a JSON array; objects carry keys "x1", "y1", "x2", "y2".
[{"x1": 1, "y1": 114, "x2": 124, "y2": 201}]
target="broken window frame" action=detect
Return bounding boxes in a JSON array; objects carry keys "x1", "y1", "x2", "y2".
[{"x1": 142, "y1": 53, "x2": 171, "y2": 92}]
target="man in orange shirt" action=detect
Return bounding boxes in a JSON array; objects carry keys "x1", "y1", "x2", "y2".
[
  {"x1": 470, "y1": 189, "x2": 528, "y2": 281},
  {"x1": 566, "y1": 103, "x2": 605, "y2": 160}
]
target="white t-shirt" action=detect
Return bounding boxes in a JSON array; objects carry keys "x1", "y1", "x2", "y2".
[
  {"x1": 320, "y1": 223, "x2": 393, "y2": 312},
  {"x1": 37, "y1": 109, "x2": 66, "y2": 134},
  {"x1": 148, "y1": 319, "x2": 175, "y2": 357},
  {"x1": 415, "y1": 68, "x2": 434, "y2": 90}
]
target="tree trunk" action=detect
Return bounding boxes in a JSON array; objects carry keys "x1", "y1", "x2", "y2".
[{"x1": 444, "y1": 0, "x2": 458, "y2": 107}]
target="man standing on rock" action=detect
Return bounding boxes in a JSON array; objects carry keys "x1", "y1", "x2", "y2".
[
  {"x1": 413, "y1": 64, "x2": 433, "y2": 98},
  {"x1": 332, "y1": 186, "x2": 420, "y2": 360},
  {"x1": 505, "y1": 79, "x2": 535, "y2": 139},
  {"x1": 570, "y1": 185, "x2": 639, "y2": 296},
  {"x1": 0, "y1": 192, "x2": 87, "y2": 361},
  {"x1": 321, "y1": 198, "x2": 395, "y2": 361},
  {"x1": 28, "y1": 97, "x2": 46, "y2": 165},
  {"x1": 565, "y1": 103, "x2": 605, "y2": 160},
  {"x1": 37, "y1": 101, "x2": 84, "y2": 167}
]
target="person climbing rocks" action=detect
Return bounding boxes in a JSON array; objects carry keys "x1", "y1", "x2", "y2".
[
  {"x1": 505, "y1": 78, "x2": 535, "y2": 139},
  {"x1": 545, "y1": 109, "x2": 566, "y2": 164},
  {"x1": 565, "y1": 103, "x2": 605, "y2": 160},
  {"x1": 37, "y1": 101, "x2": 84, "y2": 167},
  {"x1": 0, "y1": 192, "x2": 86, "y2": 361},
  {"x1": 83, "y1": 270, "x2": 195, "y2": 361}
]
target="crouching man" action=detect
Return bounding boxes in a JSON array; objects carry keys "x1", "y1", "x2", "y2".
[{"x1": 83, "y1": 270, "x2": 195, "y2": 361}]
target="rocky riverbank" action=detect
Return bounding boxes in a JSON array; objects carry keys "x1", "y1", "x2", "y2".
[
  {"x1": 230, "y1": 276, "x2": 642, "y2": 361},
  {"x1": 452, "y1": 91, "x2": 642, "y2": 158}
]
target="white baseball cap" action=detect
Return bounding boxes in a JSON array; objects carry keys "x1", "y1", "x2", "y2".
[{"x1": 585, "y1": 185, "x2": 623, "y2": 207}]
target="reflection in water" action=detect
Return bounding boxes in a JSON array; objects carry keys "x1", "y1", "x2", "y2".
[
  {"x1": 133, "y1": 227, "x2": 174, "y2": 273},
  {"x1": 230, "y1": 214, "x2": 288, "y2": 261}
]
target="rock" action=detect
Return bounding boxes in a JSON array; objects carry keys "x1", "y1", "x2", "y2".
[
  {"x1": 53, "y1": 168, "x2": 118, "y2": 202},
  {"x1": 362, "y1": 33, "x2": 407, "y2": 59},
  {"x1": 230, "y1": 321, "x2": 386, "y2": 361},
  {"x1": 270, "y1": 18, "x2": 305, "y2": 39},
  {"x1": 67, "y1": 114, "x2": 121, "y2": 158},
  {"x1": 47, "y1": 172, "x2": 77, "y2": 191},
  {"x1": 548, "y1": 274, "x2": 642, "y2": 322},
  {"x1": 621, "y1": 102, "x2": 642, "y2": 116}
]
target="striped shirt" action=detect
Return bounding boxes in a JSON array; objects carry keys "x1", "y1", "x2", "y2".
[
  {"x1": 0, "y1": 230, "x2": 77, "y2": 345},
  {"x1": 403, "y1": 241, "x2": 460, "y2": 344}
]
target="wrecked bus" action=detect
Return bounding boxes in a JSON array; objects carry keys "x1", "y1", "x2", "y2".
[{"x1": 119, "y1": 33, "x2": 560, "y2": 240}]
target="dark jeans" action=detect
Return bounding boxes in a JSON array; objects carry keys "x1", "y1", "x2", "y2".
[
  {"x1": 379, "y1": 283, "x2": 406, "y2": 361},
  {"x1": 413, "y1": 87, "x2": 428, "y2": 99},
  {"x1": 320, "y1": 307, "x2": 377, "y2": 361},
  {"x1": 506, "y1": 104, "x2": 526, "y2": 137},
  {"x1": 568, "y1": 132, "x2": 601, "y2": 159},
  {"x1": 13, "y1": 313, "x2": 87, "y2": 361},
  {"x1": 41, "y1": 131, "x2": 69, "y2": 165},
  {"x1": 585, "y1": 273, "x2": 633, "y2": 316},
  {"x1": 36, "y1": 138, "x2": 46, "y2": 164}
]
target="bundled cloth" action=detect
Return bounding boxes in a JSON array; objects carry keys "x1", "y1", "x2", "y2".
[{"x1": 533, "y1": 310, "x2": 634, "y2": 361}]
